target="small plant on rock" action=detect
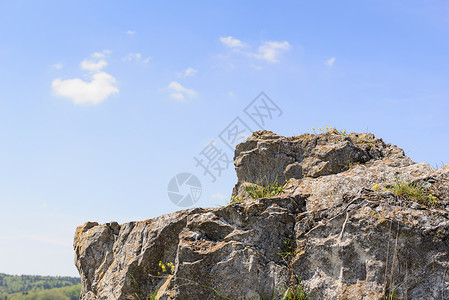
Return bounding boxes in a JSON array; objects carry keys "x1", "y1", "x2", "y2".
[
  {"x1": 158, "y1": 261, "x2": 175, "y2": 275},
  {"x1": 382, "y1": 285, "x2": 398, "y2": 300},
  {"x1": 282, "y1": 282, "x2": 309, "y2": 300},
  {"x1": 229, "y1": 195, "x2": 243, "y2": 204},
  {"x1": 277, "y1": 238, "x2": 295, "y2": 261},
  {"x1": 128, "y1": 272, "x2": 158, "y2": 300},
  {"x1": 387, "y1": 180, "x2": 439, "y2": 207},
  {"x1": 245, "y1": 176, "x2": 285, "y2": 199},
  {"x1": 312, "y1": 126, "x2": 341, "y2": 134},
  {"x1": 337, "y1": 129, "x2": 347, "y2": 136}
]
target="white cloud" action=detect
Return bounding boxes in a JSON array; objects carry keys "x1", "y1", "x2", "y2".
[
  {"x1": 52, "y1": 71, "x2": 119, "y2": 105},
  {"x1": 168, "y1": 81, "x2": 198, "y2": 101},
  {"x1": 53, "y1": 63, "x2": 63, "y2": 70},
  {"x1": 219, "y1": 37, "x2": 291, "y2": 63},
  {"x1": 53, "y1": 50, "x2": 118, "y2": 105},
  {"x1": 170, "y1": 93, "x2": 184, "y2": 101},
  {"x1": 123, "y1": 53, "x2": 151, "y2": 64},
  {"x1": 126, "y1": 30, "x2": 136, "y2": 35},
  {"x1": 254, "y1": 41, "x2": 291, "y2": 63},
  {"x1": 79, "y1": 50, "x2": 111, "y2": 71},
  {"x1": 91, "y1": 49, "x2": 111, "y2": 59},
  {"x1": 80, "y1": 59, "x2": 107, "y2": 71},
  {"x1": 220, "y1": 36, "x2": 247, "y2": 48},
  {"x1": 123, "y1": 53, "x2": 141, "y2": 61},
  {"x1": 325, "y1": 57, "x2": 336, "y2": 68},
  {"x1": 177, "y1": 67, "x2": 198, "y2": 78},
  {"x1": 211, "y1": 193, "x2": 226, "y2": 200},
  {"x1": 92, "y1": 52, "x2": 105, "y2": 58}
]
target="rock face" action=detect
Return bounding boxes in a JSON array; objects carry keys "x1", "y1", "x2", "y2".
[{"x1": 74, "y1": 130, "x2": 449, "y2": 299}]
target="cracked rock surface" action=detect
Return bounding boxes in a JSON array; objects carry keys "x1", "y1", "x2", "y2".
[{"x1": 74, "y1": 130, "x2": 449, "y2": 299}]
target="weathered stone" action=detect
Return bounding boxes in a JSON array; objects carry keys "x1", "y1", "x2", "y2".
[
  {"x1": 232, "y1": 130, "x2": 417, "y2": 199},
  {"x1": 74, "y1": 130, "x2": 449, "y2": 299}
]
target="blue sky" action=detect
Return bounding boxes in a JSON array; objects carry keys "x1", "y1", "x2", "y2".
[{"x1": 0, "y1": 1, "x2": 448, "y2": 276}]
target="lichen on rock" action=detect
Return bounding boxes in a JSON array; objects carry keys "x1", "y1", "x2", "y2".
[{"x1": 74, "y1": 130, "x2": 449, "y2": 299}]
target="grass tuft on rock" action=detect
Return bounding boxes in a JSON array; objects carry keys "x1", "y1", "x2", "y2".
[
  {"x1": 387, "y1": 180, "x2": 439, "y2": 207},
  {"x1": 282, "y1": 282, "x2": 309, "y2": 300},
  {"x1": 245, "y1": 176, "x2": 285, "y2": 199}
]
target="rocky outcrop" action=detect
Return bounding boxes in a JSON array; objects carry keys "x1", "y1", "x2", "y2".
[{"x1": 74, "y1": 130, "x2": 449, "y2": 299}]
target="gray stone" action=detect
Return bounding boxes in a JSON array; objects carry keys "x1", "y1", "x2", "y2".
[{"x1": 74, "y1": 130, "x2": 449, "y2": 299}]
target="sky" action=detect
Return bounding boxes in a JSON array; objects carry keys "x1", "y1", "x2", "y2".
[{"x1": 0, "y1": 1, "x2": 448, "y2": 277}]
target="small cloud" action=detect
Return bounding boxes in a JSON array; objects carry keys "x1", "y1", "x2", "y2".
[
  {"x1": 211, "y1": 193, "x2": 227, "y2": 200},
  {"x1": 52, "y1": 72, "x2": 119, "y2": 105},
  {"x1": 92, "y1": 49, "x2": 112, "y2": 58},
  {"x1": 123, "y1": 53, "x2": 141, "y2": 61},
  {"x1": 80, "y1": 59, "x2": 107, "y2": 71},
  {"x1": 228, "y1": 91, "x2": 235, "y2": 97},
  {"x1": 219, "y1": 37, "x2": 291, "y2": 63},
  {"x1": 170, "y1": 93, "x2": 185, "y2": 101},
  {"x1": 123, "y1": 53, "x2": 151, "y2": 64},
  {"x1": 254, "y1": 41, "x2": 291, "y2": 63},
  {"x1": 92, "y1": 52, "x2": 105, "y2": 59},
  {"x1": 53, "y1": 63, "x2": 64, "y2": 70},
  {"x1": 219, "y1": 36, "x2": 247, "y2": 48},
  {"x1": 167, "y1": 81, "x2": 198, "y2": 101},
  {"x1": 126, "y1": 30, "x2": 136, "y2": 35},
  {"x1": 80, "y1": 50, "x2": 111, "y2": 71},
  {"x1": 325, "y1": 57, "x2": 336, "y2": 68},
  {"x1": 41, "y1": 203, "x2": 48, "y2": 208},
  {"x1": 177, "y1": 67, "x2": 198, "y2": 78}
]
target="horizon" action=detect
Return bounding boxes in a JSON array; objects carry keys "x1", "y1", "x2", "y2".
[{"x1": 1, "y1": 1, "x2": 448, "y2": 277}]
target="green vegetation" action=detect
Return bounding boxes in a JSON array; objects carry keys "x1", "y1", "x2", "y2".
[
  {"x1": 382, "y1": 285, "x2": 398, "y2": 300},
  {"x1": 0, "y1": 274, "x2": 80, "y2": 300},
  {"x1": 128, "y1": 272, "x2": 157, "y2": 300},
  {"x1": 0, "y1": 284, "x2": 81, "y2": 300},
  {"x1": 276, "y1": 237, "x2": 309, "y2": 300},
  {"x1": 310, "y1": 126, "x2": 348, "y2": 136},
  {"x1": 129, "y1": 258, "x2": 310, "y2": 300},
  {"x1": 386, "y1": 180, "x2": 439, "y2": 207},
  {"x1": 348, "y1": 161, "x2": 360, "y2": 169},
  {"x1": 229, "y1": 195, "x2": 243, "y2": 204},
  {"x1": 282, "y1": 283, "x2": 309, "y2": 300},
  {"x1": 277, "y1": 238, "x2": 295, "y2": 261},
  {"x1": 245, "y1": 177, "x2": 285, "y2": 200}
]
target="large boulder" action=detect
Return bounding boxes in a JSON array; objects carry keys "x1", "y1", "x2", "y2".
[{"x1": 74, "y1": 130, "x2": 449, "y2": 299}]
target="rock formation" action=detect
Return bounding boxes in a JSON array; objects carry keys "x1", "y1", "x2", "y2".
[{"x1": 74, "y1": 130, "x2": 449, "y2": 299}]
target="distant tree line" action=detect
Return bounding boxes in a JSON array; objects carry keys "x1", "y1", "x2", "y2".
[
  {"x1": 0, "y1": 273, "x2": 80, "y2": 296},
  {"x1": 0, "y1": 284, "x2": 80, "y2": 300}
]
